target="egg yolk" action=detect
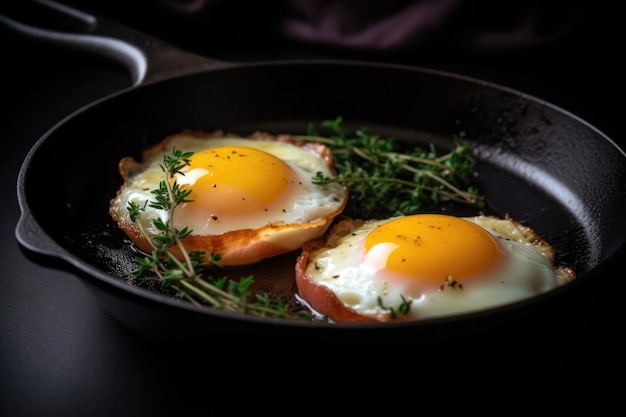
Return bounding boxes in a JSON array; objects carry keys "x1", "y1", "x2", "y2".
[
  {"x1": 362, "y1": 214, "x2": 506, "y2": 290},
  {"x1": 174, "y1": 146, "x2": 299, "y2": 217}
]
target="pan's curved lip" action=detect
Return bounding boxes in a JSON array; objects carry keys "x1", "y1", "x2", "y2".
[
  {"x1": 13, "y1": 59, "x2": 626, "y2": 330},
  {"x1": 154, "y1": 57, "x2": 626, "y2": 156},
  {"x1": 44, "y1": 244, "x2": 584, "y2": 331}
]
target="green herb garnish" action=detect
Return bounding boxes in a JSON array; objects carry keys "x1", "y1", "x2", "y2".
[
  {"x1": 124, "y1": 118, "x2": 484, "y2": 321},
  {"x1": 127, "y1": 147, "x2": 311, "y2": 319},
  {"x1": 300, "y1": 116, "x2": 484, "y2": 219},
  {"x1": 377, "y1": 295, "x2": 413, "y2": 319}
]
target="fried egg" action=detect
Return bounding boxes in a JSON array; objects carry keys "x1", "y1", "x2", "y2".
[
  {"x1": 109, "y1": 130, "x2": 349, "y2": 266},
  {"x1": 295, "y1": 213, "x2": 576, "y2": 322}
]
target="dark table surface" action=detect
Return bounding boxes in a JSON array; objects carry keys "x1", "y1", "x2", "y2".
[{"x1": 2, "y1": 3, "x2": 625, "y2": 415}]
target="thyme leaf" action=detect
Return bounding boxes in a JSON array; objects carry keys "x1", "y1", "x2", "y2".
[{"x1": 377, "y1": 295, "x2": 413, "y2": 319}]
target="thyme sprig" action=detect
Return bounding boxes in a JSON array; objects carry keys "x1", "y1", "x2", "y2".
[
  {"x1": 299, "y1": 117, "x2": 484, "y2": 219},
  {"x1": 126, "y1": 147, "x2": 310, "y2": 319}
]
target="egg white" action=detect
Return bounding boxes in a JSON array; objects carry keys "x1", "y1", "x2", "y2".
[
  {"x1": 111, "y1": 134, "x2": 347, "y2": 237},
  {"x1": 301, "y1": 214, "x2": 575, "y2": 321}
]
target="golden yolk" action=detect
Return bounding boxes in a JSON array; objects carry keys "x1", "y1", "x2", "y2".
[
  {"x1": 174, "y1": 146, "x2": 298, "y2": 216},
  {"x1": 362, "y1": 214, "x2": 506, "y2": 290}
]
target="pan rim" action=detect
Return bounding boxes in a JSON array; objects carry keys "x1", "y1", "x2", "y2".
[{"x1": 14, "y1": 59, "x2": 626, "y2": 330}]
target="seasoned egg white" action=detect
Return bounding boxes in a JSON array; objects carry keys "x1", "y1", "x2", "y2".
[{"x1": 297, "y1": 213, "x2": 575, "y2": 322}]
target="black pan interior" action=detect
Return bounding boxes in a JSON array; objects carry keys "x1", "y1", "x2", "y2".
[{"x1": 18, "y1": 61, "x2": 626, "y2": 334}]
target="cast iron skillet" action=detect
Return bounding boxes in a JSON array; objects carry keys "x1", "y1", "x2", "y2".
[{"x1": 6, "y1": 2, "x2": 626, "y2": 347}]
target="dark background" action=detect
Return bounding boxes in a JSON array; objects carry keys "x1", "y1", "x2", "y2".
[{"x1": 2, "y1": 1, "x2": 624, "y2": 415}]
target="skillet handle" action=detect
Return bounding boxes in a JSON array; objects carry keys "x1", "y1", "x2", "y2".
[
  {"x1": 15, "y1": 208, "x2": 70, "y2": 262},
  {"x1": 0, "y1": 0, "x2": 234, "y2": 87}
]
